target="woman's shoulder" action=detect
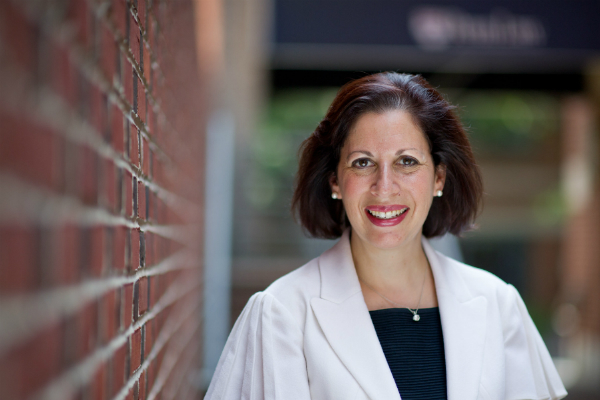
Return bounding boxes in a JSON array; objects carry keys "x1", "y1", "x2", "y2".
[
  {"x1": 433, "y1": 249, "x2": 515, "y2": 302},
  {"x1": 249, "y1": 256, "x2": 322, "y2": 332}
]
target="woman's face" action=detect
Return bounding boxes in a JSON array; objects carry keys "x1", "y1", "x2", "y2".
[{"x1": 330, "y1": 110, "x2": 445, "y2": 250}]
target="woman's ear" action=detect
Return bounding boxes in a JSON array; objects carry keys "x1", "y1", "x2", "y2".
[
  {"x1": 434, "y1": 164, "x2": 446, "y2": 192},
  {"x1": 329, "y1": 172, "x2": 341, "y2": 199}
]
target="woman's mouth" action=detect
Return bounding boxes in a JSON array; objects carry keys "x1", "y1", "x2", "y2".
[
  {"x1": 366, "y1": 208, "x2": 408, "y2": 219},
  {"x1": 364, "y1": 206, "x2": 409, "y2": 226}
]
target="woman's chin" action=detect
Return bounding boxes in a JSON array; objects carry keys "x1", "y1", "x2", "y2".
[{"x1": 353, "y1": 228, "x2": 416, "y2": 251}]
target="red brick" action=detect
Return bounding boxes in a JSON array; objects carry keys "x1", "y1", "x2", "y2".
[
  {"x1": 0, "y1": 323, "x2": 62, "y2": 399},
  {"x1": 90, "y1": 84, "x2": 104, "y2": 135},
  {"x1": 131, "y1": 229, "x2": 140, "y2": 270},
  {"x1": 111, "y1": 0, "x2": 128, "y2": 39},
  {"x1": 58, "y1": 224, "x2": 80, "y2": 285},
  {"x1": 130, "y1": 328, "x2": 142, "y2": 374},
  {"x1": 138, "y1": 277, "x2": 148, "y2": 315},
  {"x1": 154, "y1": 235, "x2": 163, "y2": 261},
  {"x1": 111, "y1": 104, "x2": 125, "y2": 154},
  {"x1": 143, "y1": 45, "x2": 151, "y2": 85},
  {"x1": 89, "y1": 226, "x2": 105, "y2": 277},
  {"x1": 113, "y1": 287, "x2": 122, "y2": 331},
  {"x1": 148, "y1": 18, "x2": 157, "y2": 61},
  {"x1": 138, "y1": 181, "x2": 146, "y2": 219},
  {"x1": 53, "y1": 135, "x2": 68, "y2": 193},
  {"x1": 112, "y1": 343, "x2": 127, "y2": 396},
  {"x1": 78, "y1": 302, "x2": 99, "y2": 361},
  {"x1": 0, "y1": 110, "x2": 59, "y2": 190},
  {"x1": 79, "y1": 146, "x2": 98, "y2": 205},
  {"x1": 155, "y1": 342, "x2": 166, "y2": 371},
  {"x1": 0, "y1": 3, "x2": 36, "y2": 73},
  {"x1": 174, "y1": 237, "x2": 185, "y2": 255},
  {"x1": 100, "y1": 291, "x2": 118, "y2": 344},
  {"x1": 147, "y1": 107, "x2": 156, "y2": 137},
  {"x1": 145, "y1": 320, "x2": 154, "y2": 356},
  {"x1": 146, "y1": 190, "x2": 153, "y2": 221},
  {"x1": 145, "y1": 361, "x2": 155, "y2": 395},
  {"x1": 150, "y1": 270, "x2": 159, "y2": 308},
  {"x1": 153, "y1": 307, "x2": 163, "y2": 337},
  {"x1": 0, "y1": 225, "x2": 37, "y2": 293},
  {"x1": 103, "y1": 159, "x2": 117, "y2": 211},
  {"x1": 124, "y1": 114, "x2": 131, "y2": 160},
  {"x1": 124, "y1": 170, "x2": 133, "y2": 216},
  {"x1": 145, "y1": 232, "x2": 153, "y2": 267},
  {"x1": 114, "y1": 226, "x2": 127, "y2": 271},
  {"x1": 131, "y1": 124, "x2": 140, "y2": 166},
  {"x1": 133, "y1": 175, "x2": 139, "y2": 217},
  {"x1": 158, "y1": 197, "x2": 167, "y2": 227},
  {"x1": 153, "y1": 158, "x2": 163, "y2": 190},
  {"x1": 91, "y1": 361, "x2": 107, "y2": 400},
  {"x1": 62, "y1": 140, "x2": 79, "y2": 196},
  {"x1": 123, "y1": 60, "x2": 134, "y2": 105},
  {"x1": 122, "y1": 283, "x2": 134, "y2": 328},
  {"x1": 138, "y1": 0, "x2": 148, "y2": 27},
  {"x1": 50, "y1": 42, "x2": 78, "y2": 107},
  {"x1": 67, "y1": 0, "x2": 92, "y2": 50},
  {"x1": 138, "y1": 87, "x2": 147, "y2": 121},
  {"x1": 100, "y1": 24, "x2": 118, "y2": 83},
  {"x1": 102, "y1": 227, "x2": 113, "y2": 274},
  {"x1": 130, "y1": 16, "x2": 141, "y2": 65},
  {"x1": 104, "y1": 227, "x2": 114, "y2": 274},
  {"x1": 138, "y1": 371, "x2": 147, "y2": 400},
  {"x1": 142, "y1": 139, "x2": 150, "y2": 176}
]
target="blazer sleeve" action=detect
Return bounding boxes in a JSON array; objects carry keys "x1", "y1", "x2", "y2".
[
  {"x1": 502, "y1": 284, "x2": 567, "y2": 400},
  {"x1": 205, "y1": 291, "x2": 311, "y2": 400}
]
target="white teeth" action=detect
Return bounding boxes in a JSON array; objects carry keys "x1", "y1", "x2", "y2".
[{"x1": 367, "y1": 208, "x2": 408, "y2": 219}]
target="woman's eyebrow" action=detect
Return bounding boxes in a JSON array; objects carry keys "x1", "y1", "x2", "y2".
[
  {"x1": 396, "y1": 148, "x2": 427, "y2": 160},
  {"x1": 395, "y1": 148, "x2": 419, "y2": 155},
  {"x1": 347, "y1": 148, "x2": 426, "y2": 161},
  {"x1": 346, "y1": 150, "x2": 373, "y2": 160}
]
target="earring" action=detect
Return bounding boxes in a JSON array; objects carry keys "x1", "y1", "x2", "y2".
[
  {"x1": 436, "y1": 190, "x2": 443, "y2": 197},
  {"x1": 331, "y1": 193, "x2": 338, "y2": 199}
]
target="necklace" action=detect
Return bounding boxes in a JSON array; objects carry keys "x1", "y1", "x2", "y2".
[{"x1": 359, "y1": 267, "x2": 427, "y2": 322}]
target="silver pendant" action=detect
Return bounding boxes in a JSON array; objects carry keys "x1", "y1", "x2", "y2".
[{"x1": 413, "y1": 314, "x2": 420, "y2": 322}]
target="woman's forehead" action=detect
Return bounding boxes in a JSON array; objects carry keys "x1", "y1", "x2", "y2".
[{"x1": 343, "y1": 110, "x2": 430, "y2": 156}]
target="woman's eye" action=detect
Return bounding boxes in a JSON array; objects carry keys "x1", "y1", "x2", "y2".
[
  {"x1": 353, "y1": 159, "x2": 373, "y2": 168},
  {"x1": 399, "y1": 157, "x2": 418, "y2": 167}
]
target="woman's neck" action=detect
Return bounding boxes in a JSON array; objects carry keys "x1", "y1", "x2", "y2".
[{"x1": 350, "y1": 229, "x2": 433, "y2": 308}]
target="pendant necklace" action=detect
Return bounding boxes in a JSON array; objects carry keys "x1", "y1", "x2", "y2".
[{"x1": 359, "y1": 266, "x2": 427, "y2": 322}]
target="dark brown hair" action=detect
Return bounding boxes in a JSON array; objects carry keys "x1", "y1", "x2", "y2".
[{"x1": 291, "y1": 72, "x2": 483, "y2": 239}]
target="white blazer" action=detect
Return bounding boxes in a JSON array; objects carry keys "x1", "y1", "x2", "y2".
[{"x1": 206, "y1": 230, "x2": 567, "y2": 400}]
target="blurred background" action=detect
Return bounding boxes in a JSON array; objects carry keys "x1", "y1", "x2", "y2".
[{"x1": 1, "y1": 0, "x2": 599, "y2": 399}]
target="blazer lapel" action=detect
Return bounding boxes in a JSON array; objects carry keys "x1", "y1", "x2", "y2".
[
  {"x1": 423, "y1": 239, "x2": 488, "y2": 400},
  {"x1": 311, "y1": 230, "x2": 401, "y2": 400},
  {"x1": 310, "y1": 231, "x2": 488, "y2": 400}
]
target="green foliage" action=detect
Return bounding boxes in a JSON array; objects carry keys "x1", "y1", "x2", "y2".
[
  {"x1": 246, "y1": 88, "x2": 338, "y2": 209},
  {"x1": 450, "y1": 91, "x2": 559, "y2": 156}
]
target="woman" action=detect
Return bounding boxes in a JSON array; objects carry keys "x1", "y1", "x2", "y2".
[{"x1": 205, "y1": 72, "x2": 567, "y2": 400}]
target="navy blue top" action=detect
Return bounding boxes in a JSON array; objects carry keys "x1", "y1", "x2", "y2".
[{"x1": 369, "y1": 307, "x2": 448, "y2": 400}]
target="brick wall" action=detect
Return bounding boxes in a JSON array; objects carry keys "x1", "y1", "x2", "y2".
[{"x1": 0, "y1": 1, "x2": 207, "y2": 399}]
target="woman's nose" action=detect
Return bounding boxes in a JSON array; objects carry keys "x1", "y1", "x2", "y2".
[{"x1": 371, "y1": 165, "x2": 399, "y2": 197}]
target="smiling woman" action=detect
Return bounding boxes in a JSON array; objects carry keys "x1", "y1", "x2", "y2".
[
  {"x1": 205, "y1": 73, "x2": 567, "y2": 400},
  {"x1": 331, "y1": 110, "x2": 446, "y2": 251}
]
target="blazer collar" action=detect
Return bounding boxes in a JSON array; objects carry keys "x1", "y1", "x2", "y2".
[
  {"x1": 318, "y1": 229, "x2": 362, "y2": 303},
  {"x1": 423, "y1": 238, "x2": 488, "y2": 400},
  {"x1": 312, "y1": 229, "x2": 487, "y2": 400}
]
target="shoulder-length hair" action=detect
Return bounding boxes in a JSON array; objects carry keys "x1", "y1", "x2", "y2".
[{"x1": 291, "y1": 72, "x2": 483, "y2": 239}]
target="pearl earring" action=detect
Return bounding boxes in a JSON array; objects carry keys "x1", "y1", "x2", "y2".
[
  {"x1": 331, "y1": 193, "x2": 338, "y2": 199},
  {"x1": 436, "y1": 190, "x2": 443, "y2": 197}
]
